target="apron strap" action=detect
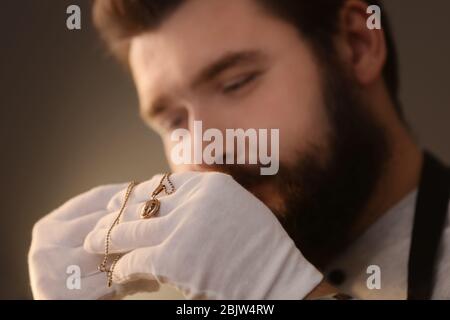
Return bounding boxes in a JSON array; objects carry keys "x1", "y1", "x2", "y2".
[{"x1": 407, "y1": 152, "x2": 450, "y2": 299}]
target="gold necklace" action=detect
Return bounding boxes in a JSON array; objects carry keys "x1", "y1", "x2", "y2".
[
  {"x1": 98, "y1": 173, "x2": 175, "y2": 287},
  {"x1": 98, "y1": 181, "x2": 138, "y2": 287}
]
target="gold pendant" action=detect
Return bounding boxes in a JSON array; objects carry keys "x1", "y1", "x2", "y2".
[
  {"x1": 140, "y1": 173, "x2": 174, "y2": 220},
  {"x1": 140, "y1": 198, "x2": 161, "y2": 219}
]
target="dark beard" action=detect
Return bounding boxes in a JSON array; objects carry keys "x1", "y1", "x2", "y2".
[
  {"x1": 209, "y1": 60, "x2": 390, "y2": 269},
  {"x1": 282, "y1": 74, "x2": 390, "y2": 268}
]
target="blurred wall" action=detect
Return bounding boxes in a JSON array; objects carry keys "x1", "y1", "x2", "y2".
[{"x1": 0, "y1": 0, "x2": 449, "y2": 299}]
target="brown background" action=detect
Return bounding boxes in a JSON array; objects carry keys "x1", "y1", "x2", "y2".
[{"x1": 0, "y1": 0, "x2": 449, "y2": 299}]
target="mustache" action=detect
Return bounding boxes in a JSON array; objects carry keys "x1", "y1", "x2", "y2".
[{"x1": 196, "y1": 160, "x2": 278, "y2": 190}]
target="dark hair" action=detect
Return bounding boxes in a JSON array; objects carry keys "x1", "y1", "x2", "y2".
[{"x1": 93, "y1": 0, "x2": 401, "y2": 117}]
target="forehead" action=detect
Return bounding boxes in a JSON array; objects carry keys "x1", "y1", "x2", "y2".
[{"x1": 128, "y1": 0, "x2": 302, "y2": 93}]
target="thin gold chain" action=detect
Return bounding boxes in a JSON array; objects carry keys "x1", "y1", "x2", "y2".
[
  {"x1": 98, "y1": 173, "x2": 174, "y2": 287},
  {"x1": 156, "y1": 173, "x2": 175, "y2": 195},
  {"x1": 98, "y1": 181, "x2": 139, "y2": 286}
]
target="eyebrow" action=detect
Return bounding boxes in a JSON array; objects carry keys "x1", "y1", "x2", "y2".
[{"x1": 191, "y1": 50, "x2": 267, "y2": 89}]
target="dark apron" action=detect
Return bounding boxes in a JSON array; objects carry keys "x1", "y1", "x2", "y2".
[
  {"x1": 326, "y1": 152, "x2": 449, "y2": 299},
  {"x1": 407, "y1": 151, "x2": 450, "y2": 299}
]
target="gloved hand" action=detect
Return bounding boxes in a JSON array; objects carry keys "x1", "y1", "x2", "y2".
[
  {"x1": 28, "y1": 182, "x2": 158, "y2": 300},
  {"x1": 84, "y1": 171, "x2": 323, "y2": 299}
]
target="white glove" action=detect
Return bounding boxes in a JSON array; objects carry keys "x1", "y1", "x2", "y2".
[
  {"x1": 28, "y1": 183, "x2": 157, "y2": 300},
  {"x1": 84, "y1": 171, "x2": 323, "y2": 299}
]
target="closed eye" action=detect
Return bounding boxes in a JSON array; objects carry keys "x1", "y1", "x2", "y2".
[
  {"x1": 160, "y1": 108, "x2": 188, "y2": 133},
  {"x1": 221, "y1": 72, "x2": 262, "y2": 94},
  {"x1": 167, "y1": 114, "x2": 186, "y2": 130}
]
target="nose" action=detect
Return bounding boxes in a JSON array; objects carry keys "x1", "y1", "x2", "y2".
[
  {"x1": 164, "y1": 102, "x2": 215, "y2": 174},
  {"x1": 166, "y1": 98, "x2": 234, "y2": 174}
]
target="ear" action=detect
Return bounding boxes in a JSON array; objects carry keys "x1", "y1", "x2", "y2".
[{"x1": 334, "y1": 0, "x2": 387, "y2": 86}]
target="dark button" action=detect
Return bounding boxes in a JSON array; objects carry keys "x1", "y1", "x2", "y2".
[{"x1": 327, "y1": 269, "x2": 346, "y2": 286}]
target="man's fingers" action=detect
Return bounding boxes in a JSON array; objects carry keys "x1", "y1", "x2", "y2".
[
  {"x1": 106, "y1": 172, "x2": 201, "y2": 211},
  {"x1": 49, "y1": 183, "x2": 128, "y2": 221},
  {"x1": 29, "y1": 245, "x2": 111, "y2": 299},
  {"x1": 111, "y1": 247, "x2": 162, "y2": 286},
  {"x1": 94, "y1": 191, "x2": 181, "y2": 231},
  {"x1": 84, "y1": 218, "x2": 172, "y2": 254},
  {"x1": 32, "y1": 210, "x2": 107, "y2": 247},
  {"x1": 95, "y1": 202, "x2": 143, "y2": 230},
  {"x1": 106, "y1": 175, "x2": 164, "y2": 211}
]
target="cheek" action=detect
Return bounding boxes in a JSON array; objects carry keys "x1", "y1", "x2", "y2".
[{"x1": 238, "y1": 64, "x2": 331, "y2": 166}]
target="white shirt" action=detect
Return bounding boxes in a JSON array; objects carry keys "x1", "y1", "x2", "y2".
[{"x1": 325, "y1": 190, "x2": 450, "y2": 299}]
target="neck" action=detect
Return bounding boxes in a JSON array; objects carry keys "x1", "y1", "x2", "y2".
[{"x1": 350, "y1": 109, "x2": 424, "y2": 240}]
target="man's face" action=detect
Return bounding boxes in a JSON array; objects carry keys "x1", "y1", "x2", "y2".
[
  {"x1": 129, "y1": 0, "x2": 330, "y2": 205},
  {"x1": 128, "y1": 0, "x2": 389, "y2": 264}
]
